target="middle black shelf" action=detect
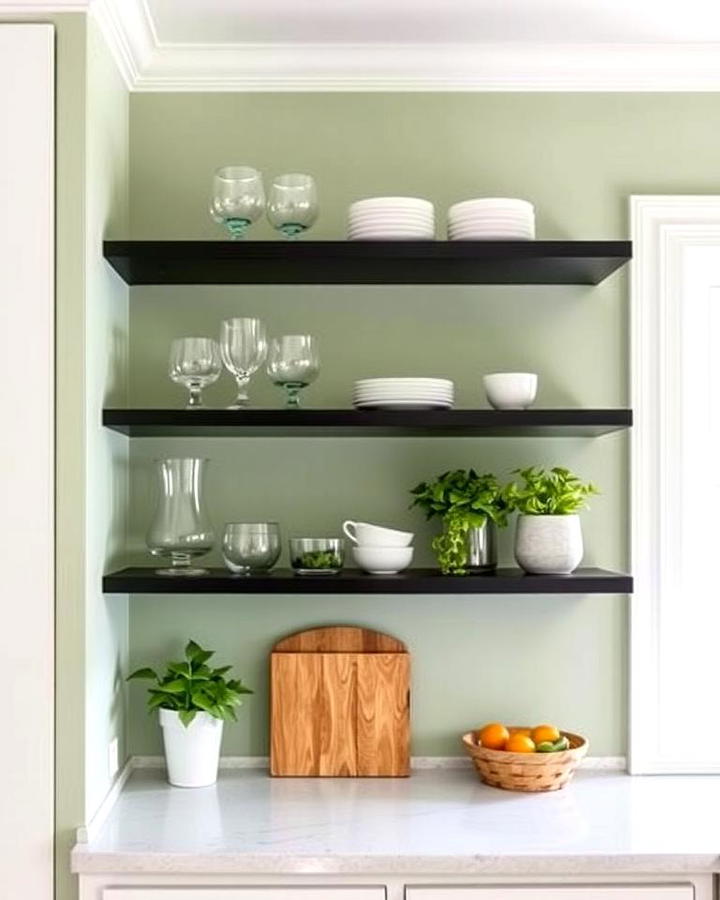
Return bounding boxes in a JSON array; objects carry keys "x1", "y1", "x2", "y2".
[{"x1": 103, "y1": 408, "x2": 632, "y2": 438}]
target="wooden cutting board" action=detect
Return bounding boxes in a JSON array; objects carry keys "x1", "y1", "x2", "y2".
[{"x1": 270, "y1": 625, "x2": 410, "y2": 777}]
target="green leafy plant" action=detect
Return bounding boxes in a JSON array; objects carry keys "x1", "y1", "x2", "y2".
[
  {"x1": 505, "y1": 466, "x2": 598, "y2": 515},
  {"x1": 293, "y1": 550, "x2": 342, "y2": 570},
  {"x1": 410, "y1": 469, "x2": 510, "y2": 575},
  {"x1": 127, "y1": 639, "x2": 253, "y2": 728}
]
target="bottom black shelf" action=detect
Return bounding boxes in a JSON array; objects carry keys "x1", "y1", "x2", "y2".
[{"x1": 103, "y1": 567, "x2": 632, "y2": 595}]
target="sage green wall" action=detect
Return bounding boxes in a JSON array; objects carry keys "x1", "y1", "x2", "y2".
[{"x1": 126, "y1": 92, "x2": 720, "y2": 760}]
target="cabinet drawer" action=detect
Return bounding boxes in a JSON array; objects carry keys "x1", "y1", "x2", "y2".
[
  {"x1": 104, "y1": 890, "x2": 386, "y2": 900},
  {"x1": 406, "y1": 888, "x2": 693, "y2": 900}
]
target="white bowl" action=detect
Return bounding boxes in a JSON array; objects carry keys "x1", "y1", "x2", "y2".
[
  {"x1": 483, "y1": 372, "x2": 538, "y2": 409},
  {"x1": 343, "y1": 520, "x2": 414, "y2": 547},
  {"x1": 352, "y1": 545, "x2": 414, "y2": 574}
]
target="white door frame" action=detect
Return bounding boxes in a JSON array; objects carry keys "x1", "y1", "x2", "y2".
[
  {"x1": 0, "y1": 23, "x2": 55, "y2": 898},
  {"x1": 630, "y1": 195, "x2": 720, "y2": 773}
]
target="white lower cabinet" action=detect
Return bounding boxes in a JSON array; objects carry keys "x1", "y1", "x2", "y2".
[
  {"x1": 406, "y1": 889, "x2": 694, "y2": 900},
  {"x1": 103, "y1": 890, "x2": 386, "y2": 900}
]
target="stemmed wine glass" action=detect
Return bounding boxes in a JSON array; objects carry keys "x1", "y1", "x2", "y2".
[
  {"x1": 220, "y1": 318, "x2": 268, "y2": 409},
  {"x1": 267, "y1": 174, "x2": 318, "y2": 239},
  {"x1": 168, "y1": 337, "x2": 222, "y2": 409},
  {"x1": 209, "y1": 166, "x2": 265, "y2": 239},
  {"x1": 266, "y1": 335, "x2": 320, "y2": 408}
]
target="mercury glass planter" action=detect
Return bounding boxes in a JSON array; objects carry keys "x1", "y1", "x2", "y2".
[
  {"x1": 465, "y1": 521, "x2": 498, "y2": 571},
  {"x1": 146, "y1": 457, "x2": 214, "y2": 576}
]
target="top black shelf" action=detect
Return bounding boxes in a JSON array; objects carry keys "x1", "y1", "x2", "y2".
[{"x1": 103, "y1": 240, "x2": 631, "y2": 286}]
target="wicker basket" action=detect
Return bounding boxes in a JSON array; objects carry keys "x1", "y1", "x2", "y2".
[{"x1": 462, "y1": 729, "x2": 588, "y2": 792}]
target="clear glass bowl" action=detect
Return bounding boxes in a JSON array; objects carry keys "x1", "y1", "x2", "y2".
[{"x1": 289, "y1": 537, "x2": 344, "y2": 575}]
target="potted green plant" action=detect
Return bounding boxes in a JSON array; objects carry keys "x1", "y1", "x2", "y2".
[
  {"x1": 504, "y1": 466, "x2": 599, "y2": 574},
  {"x1": 127, "y1": 639, "x2": 253, "y2": 787},
  {"x1": 410, "y1": 469, "x2": 510, "y2": 575}
]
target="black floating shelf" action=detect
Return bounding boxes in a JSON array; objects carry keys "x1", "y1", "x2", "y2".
[
  {"x1": 104, "y1": 567, "x2": 632, "y2": 595},
  {"x1": 103, "y1": 408, "x2": 632, "y2": 438},
  {"x1": 103, "y1": 240, "x2": 631, "y2": 286}
]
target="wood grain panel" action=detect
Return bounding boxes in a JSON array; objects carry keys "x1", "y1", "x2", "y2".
[
  {"x1": 273, "y1": 625, "x2": 406, "y2": 654},
  {"x1": 271, "y1": 626, "x2": 410, "y2": 777},
  {"x1": 357, "y1": 654, "x2": 410, "y2": 777},
  {"x1": 270, "y1": 653, "x2": 322, "y2": 776}
]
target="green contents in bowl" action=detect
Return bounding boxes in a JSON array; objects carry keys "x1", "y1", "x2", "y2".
[{"x1": 293, "y1": 550, "x2": 342, "y2": 570}]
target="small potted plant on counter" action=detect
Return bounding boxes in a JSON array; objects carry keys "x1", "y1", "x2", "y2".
[
  {"x1": 127, "y1": 639, "x2": 253, "y2": 787},
  {"x1": 410, "y1": 469, "x2": 510, "y2": 575},
  {"x1": 505, "y1": 466, "x2": 598, "y2": 575}
]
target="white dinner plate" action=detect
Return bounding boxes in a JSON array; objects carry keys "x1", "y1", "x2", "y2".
[
  {"x1": 351, "y1": 197, "x2": 434, "y2": 209},
  {"x1": 354, "y1": 400, "x2": 453, "y2": 410},
  {"x1": 354, "y1": 377, "x2": 454, "y2": 386},
  {"x1": 349, "y1": 233, "x2": 435, "y2": 241},
  {"x1": 448, "y1": 212, "x2": 534, "y2": 223},
  {"x1": 449, "y1": 198, "x2": 534, "y2": 212}
]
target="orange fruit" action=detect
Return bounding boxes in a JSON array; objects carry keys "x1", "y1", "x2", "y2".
[
  {"x1": 505, "y1": 733, "x2": 536, "y2": 753},
  {"x1": 509, "y1": 727, "x2": 532, "y2": 737},
  {"x1": 477, "y1": 722, "x2": 510, "y2": 750},
  {"x1": 532, "y1": 724, "x2": 561, "y2": 744}
]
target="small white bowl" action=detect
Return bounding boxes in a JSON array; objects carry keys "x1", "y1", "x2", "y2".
[
  {"x1": 352, "y1": 545, "x2": 414, "y2": 574},
  {"x1": 483, "y1": 372, "x2": 538, "y2": 410}
]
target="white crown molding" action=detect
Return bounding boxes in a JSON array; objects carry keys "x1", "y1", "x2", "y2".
[
  {"x1": 9, "y1": 1, "x2": 720, "y2": 90},
  {"x1": 130, "y1": 41, "x2": 720, "y2": 92}
]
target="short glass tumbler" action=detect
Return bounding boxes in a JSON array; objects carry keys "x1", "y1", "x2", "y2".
[
  {"x1": 267, "y1": 173, "x2": 318, "y2": 239},
  {"x1": 222, "y1": 523, "x2": 281, "y2": 575},
  {"x1": 266, "y1": 334, "x2": 319, "y2": 408},
  {"x1": 146, "y1": 458, "x2": 214, "y2": 576},
  {"x1": 290, "y1": 538, "x2": 344, "y2": 575},
  {"x1": 209, "y1": 166, "x2": 265, "y2": 239}
]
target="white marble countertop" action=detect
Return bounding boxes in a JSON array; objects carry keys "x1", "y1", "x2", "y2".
[{"x1": 71, "y1": 767, "x2": 720, "y2": 876}]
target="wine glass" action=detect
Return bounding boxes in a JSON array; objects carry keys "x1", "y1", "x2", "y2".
[
  {"x1": 220, "y1": 318, "x2": 268, "y2": 409},
  {"x1": 266, "y1": 335, "x2": 320, "y2": 408},
  {"x1": 168, "y1": 337, "x2": 222, "y2": 409},
  {"x1": 267, "y1": 174, "x2": 318, "y2": 239},
  {"x1": 209, "y1": 166, "x2": 265, "y2": 239}
]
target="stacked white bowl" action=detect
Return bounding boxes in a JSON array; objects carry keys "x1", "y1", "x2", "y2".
[
  {"x1": 348, "y1": 197, "x2": 435, "y2": 240},
  {"x1": 447, "y1": 198, "x2": 535, "y2": 240},
  {"x1": 343, "y1": 520, "x2": 415, "y2": 574},
  {"x1": 353, "y1": 377, "x2": 454, "y2": 410}
]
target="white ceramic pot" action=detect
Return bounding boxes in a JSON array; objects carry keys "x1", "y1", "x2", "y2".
[
  {"x1": 159, "y1": 708, "x2": 224, "y2": 788},
  {"x1": 514, "y1": 514, "x2": 583, "y2": 575}
]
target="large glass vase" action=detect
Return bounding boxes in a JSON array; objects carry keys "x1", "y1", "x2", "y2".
[{"x1": 146, "y1": 458, "x2": 214, "y2": 576}]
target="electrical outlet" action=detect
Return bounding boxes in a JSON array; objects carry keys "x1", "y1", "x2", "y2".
[{"x1": 107, "y1": 736, "x2": 119, "y2": 780}]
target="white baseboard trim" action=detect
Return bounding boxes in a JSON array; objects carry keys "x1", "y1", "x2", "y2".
[
  {"x1": 131, "y1": 754, "x2": 627, "y2": 772},
  {"x1": 75, "y1": 752, "x2": 627, "y2": 843},
  {"x1": 76, "y1": 756, "x2": 133, "y2": 844}
]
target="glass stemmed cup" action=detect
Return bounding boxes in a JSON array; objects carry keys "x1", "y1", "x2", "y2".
[
  {"x1": 168, "y1": 337, "x2": 222, "y2": 409},
  {"x1": 267, "y1": 174, "x2": 318, "y2": 239},
  {"x1": 209, "y1": 166, "x2": 265, "y2": 239},
  {"x1": 220, "y1": 317, "x2": 268, "y2": 409},
  {"x1": 266, "y1": 335, "x2": 320, "y2": 408}
]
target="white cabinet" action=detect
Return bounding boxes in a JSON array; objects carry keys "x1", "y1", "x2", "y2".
[
  {"x1": 103, "y1": 889, "x2": 386, "y2": 900},
  {"x1": 406, "y1": 889, "x2": 694, "y2": 900}
]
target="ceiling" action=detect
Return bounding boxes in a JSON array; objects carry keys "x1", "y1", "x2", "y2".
[{"x1": 145, "y1": 0, "x2": 720, "y2": 45}]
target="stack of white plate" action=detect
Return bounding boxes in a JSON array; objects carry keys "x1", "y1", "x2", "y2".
[
  {"x1": 353, "y1": 377, "x2": 454, "y2": 410},
  {"x1": 447, "y1": 198, "x2": 535, "y2": 240},
  {"x1": 348, "y1": 197, "x2": 435, "y2": 240}
]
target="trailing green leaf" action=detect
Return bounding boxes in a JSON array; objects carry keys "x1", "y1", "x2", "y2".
[
  {"x1": 127, "y1": 640, "x2": 254, "y2": 728},
  {"x1": 504, "y1": 466, "x2": 598, "y2": 516},
  {"x1": 410, "y1": 470, "x2": 510, "y2": 575}
]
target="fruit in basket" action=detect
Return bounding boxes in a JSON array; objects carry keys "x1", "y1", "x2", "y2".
[
  {"x1": 536, "y1": 735, "x2": 570, "y2": 753},
  {"x1": 504, "y1": 733, "x2": 536, "y2": 753},
  {"x1": 477, "y1": 722, "x2": 510, "y2": 750},
  {"x1": 532, "y1": 724, "x2": 561, "y2": 744}
]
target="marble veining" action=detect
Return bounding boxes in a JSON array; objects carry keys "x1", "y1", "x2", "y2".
[{"x1": 71, "y1": 768, "x2": 720, "y2": 875}]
